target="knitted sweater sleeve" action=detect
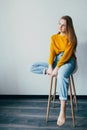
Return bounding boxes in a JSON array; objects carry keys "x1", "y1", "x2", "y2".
[
  {"x1": 48, "y1": 36, "x2": 56, "y2": 65},
  {"x1": 57, "y1": 42, "x2": 75, "y2": 67}
]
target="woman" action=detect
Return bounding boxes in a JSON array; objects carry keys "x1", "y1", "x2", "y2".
[{"x1": 47, "y1": 15, "x2": 77, "y2": 126}]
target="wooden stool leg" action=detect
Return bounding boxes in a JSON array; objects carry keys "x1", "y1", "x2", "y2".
[
  {"x1": 69, "y1": 76, "x2": 76, "y2": 127},
  {"x1": 71, "y1": 75, "x2": 78, "y2": 111},
  {"x1": 53, "y1": 77, "x2": 57, "y2": 107},
  {"x1": 46, "y1": 76, "x2": 53, "y2": 122}
]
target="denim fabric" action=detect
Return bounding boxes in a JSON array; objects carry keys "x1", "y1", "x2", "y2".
[
  {"x1": 57, "y1": 57, "x2": 76, "y2": 100},
  {"x1": 30, "y1": 53, "x2": 64, "y2": 74},
  {"x1": 30, "y1": 52, "x2": 76, "y2": 100},
  {"x1": 30, "y1": 62, "x2": 48, "y2": 74}
]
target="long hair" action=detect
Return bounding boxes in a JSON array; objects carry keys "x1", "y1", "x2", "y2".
[{"x1": 60, "y1": 15, "x2": 77, "y2": 50}]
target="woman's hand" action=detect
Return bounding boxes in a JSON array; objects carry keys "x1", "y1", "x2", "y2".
[
  {"x1": 52, "y1": 66, "x2": 59, "y2": 77},
  {"x1": 47, "y1": 65, "x2": 53, "y2": 75}
]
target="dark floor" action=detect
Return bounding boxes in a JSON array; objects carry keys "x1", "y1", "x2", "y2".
[{"x1": 0, "y1": 97, "x2": 87, "y2": 130}]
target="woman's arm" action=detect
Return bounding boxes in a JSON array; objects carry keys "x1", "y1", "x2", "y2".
[{"x1": 57, "y1": 42, "x2": 75, "y2": 67}]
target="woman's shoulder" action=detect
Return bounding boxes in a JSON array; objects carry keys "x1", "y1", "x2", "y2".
[{"x1": 51, "y1": 33, "x2": 59, "y2": 39}]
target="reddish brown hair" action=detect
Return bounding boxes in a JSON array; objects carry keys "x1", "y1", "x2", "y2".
[{"x1": 61, "y1": 15, "x2": 77, "y2": 50}]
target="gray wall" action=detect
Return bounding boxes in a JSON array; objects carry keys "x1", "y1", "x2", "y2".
[{"x1": 0, "y1": 0, "x2": 87, "y2": 95}]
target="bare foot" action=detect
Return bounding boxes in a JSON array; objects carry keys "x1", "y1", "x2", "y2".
[{"x1": 57, "y1": 110, "x2": 66, "y2": 126}]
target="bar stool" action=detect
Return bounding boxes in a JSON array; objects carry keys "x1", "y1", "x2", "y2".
[{"x1": 46, "y1": 74, "x2": 78, "y2": 127}]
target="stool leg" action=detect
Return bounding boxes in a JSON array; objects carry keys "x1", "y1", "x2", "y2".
[
  {"x1": 71, "y1": 75, "x2": 78, "y2": 111},
  {"x1": 46, "y1": 76, "x2": 53, "y2": 122},
  {"x1": 53, "y1": 77, "x2": 57, "y2": 107},
  {"x1": 69, "y1": 76, "x2": 76, "y2": 127}
]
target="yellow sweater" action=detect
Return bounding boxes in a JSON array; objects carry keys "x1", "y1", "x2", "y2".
[{"x1": 48, "y1": 34, "x2": 76, "y2": 67}]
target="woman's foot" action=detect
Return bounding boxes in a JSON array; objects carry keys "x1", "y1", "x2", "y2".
[{"x1": 57, "y1": 110, "x2": 66, "y2": 126}]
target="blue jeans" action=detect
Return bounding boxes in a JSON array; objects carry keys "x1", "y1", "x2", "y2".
[
  {"x1": 53, "y1": 52, "x2": 76, "y2": 100},
  {"x1": 30, "y1": 52, "x2": 76, "y2": 100}
]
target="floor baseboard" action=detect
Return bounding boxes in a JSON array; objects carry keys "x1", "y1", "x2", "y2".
[{"x1": 0, "y1": 95, "x2": 87, "y2": 100}]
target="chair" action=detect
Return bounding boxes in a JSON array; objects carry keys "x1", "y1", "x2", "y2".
[{"x1": 46, "y1": 74, "x2": 78, "y2": 127}]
